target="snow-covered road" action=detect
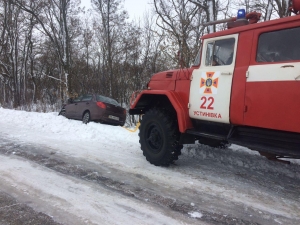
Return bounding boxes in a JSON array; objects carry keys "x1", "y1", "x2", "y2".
[{"x1": 0, "y1": 108, "x2": 299, "y2": 225}]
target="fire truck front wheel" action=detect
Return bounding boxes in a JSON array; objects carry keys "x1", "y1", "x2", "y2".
[{"x1": 139, "y1": 108, "x2": 181, "y2": 166}]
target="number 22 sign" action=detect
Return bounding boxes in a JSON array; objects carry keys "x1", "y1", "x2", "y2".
[{"x1": 200, "y1": 96, "x2": 214, "y2": 110}]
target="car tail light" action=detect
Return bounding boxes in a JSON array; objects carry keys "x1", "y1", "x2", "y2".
[
  {"x1": 97, "y1": 101, "x2": 106, "y2": 109},
  {"x1": 123, "y1": 109, "x2": 126, "y2": 114}
]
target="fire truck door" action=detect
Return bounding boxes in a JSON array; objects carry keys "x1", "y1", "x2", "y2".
[
  {"x1": 244, "y1": 27, "x2": 300, "y2": 133},
  {"x1": 245, "y1": 62, "x2": 300, "y2": 133},
  {"x1": 189, "y1": 34, "x2": 238, "y2": 124}
]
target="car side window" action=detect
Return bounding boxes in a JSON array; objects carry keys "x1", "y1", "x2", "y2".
[
  {"x1": 256, "y1": 27, "x2": 300, "y2": 63},
  {"x1": 73, "y1": 96, "x2": 82, "y2": 103},
  {"x1": 205, "y1": 38, "x2": 235, "y2": 66},
  {"x1": 81, "y1": 95, "x2": 93, "y2": 102}
]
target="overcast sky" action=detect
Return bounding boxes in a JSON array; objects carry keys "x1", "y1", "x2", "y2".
[{"x1": 81, "y1": 0, "x2": 152, "y2": 21}]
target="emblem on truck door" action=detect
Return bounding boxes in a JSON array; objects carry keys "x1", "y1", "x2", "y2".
[{"x1": 200, "y1": 71, "x2": 220, "y2": 94}]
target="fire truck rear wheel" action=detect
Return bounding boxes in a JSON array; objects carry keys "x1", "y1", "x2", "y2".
[{"x1": 139, "y1": 108, "x2": 181, "y2": 166}]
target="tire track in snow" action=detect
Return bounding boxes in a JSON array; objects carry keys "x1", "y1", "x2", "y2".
[
  {"x1": 0, "y1": 138, "x2": 261, "y2": 225},
  {"x1": 1, "y1": 137, "x2": 300, "y2": 225}
]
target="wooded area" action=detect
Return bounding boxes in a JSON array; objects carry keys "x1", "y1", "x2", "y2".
[{"x1": 0, "y1": 0, "x2": 292, "y2": 111}]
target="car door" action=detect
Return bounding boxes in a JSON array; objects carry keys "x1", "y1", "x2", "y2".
[
  {"x1": 244, "y1": 26, "x2": 300, "y2": 133},
  {"x1": 65, "y1": 96, "x2": 82, "y2": 119},
  {"x1": 189, "y1": 34, "x2": 238, "y2": 123},
  {"x1": 75, "y1": 94, "x2": 93, "y2": 120}
]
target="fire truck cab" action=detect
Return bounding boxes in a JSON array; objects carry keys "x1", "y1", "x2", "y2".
[{"x1": 129, "y1": 2, "x2": 300, "y2": 166}]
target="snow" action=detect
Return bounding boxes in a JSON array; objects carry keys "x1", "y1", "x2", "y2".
[
  {"x1": 188, "y1": 211, "x2": 203, "y2": 218},
  {"x1": 0, "y1": 156, "x2": 183, "y2": 225},
  {"x1": 0, "y1": 107, "x2": 299, "y2": 224}
]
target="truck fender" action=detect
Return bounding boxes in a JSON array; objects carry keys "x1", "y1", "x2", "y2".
[{"x1": 130, "y1": 90, "x2": 193, "y2": 133}]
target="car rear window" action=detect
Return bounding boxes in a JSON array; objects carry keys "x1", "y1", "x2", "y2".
[
  {"x1": 96, "y1": 95, "x2": 120, "y2": 106},
  {"x1": 81, "y1": 95, "x2": 93, "y2": 101}
]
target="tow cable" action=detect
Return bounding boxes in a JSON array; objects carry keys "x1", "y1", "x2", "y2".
[
  {"x1": 122, "y1": 121, "x2": 140, "y2": 132},
  {"x1": 122, "y1": 115, "x2": 141, "y2": 132}
]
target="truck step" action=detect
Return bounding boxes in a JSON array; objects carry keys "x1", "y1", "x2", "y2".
[
  {"x1": 229, "y1": 126, "x2": 300, "y2": 158},
  {"x1": 186, "y1": 129, "x2": 227, "y2": 141}
]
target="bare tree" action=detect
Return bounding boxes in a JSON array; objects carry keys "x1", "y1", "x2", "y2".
[
  {"x1": 274, "y1": 0, "x2": 291, "y2": 17},
  {"x1": 141, "y1": 11, "x2": 166, "y2": 75},
  {"x1": 264, "y1": 0, "x2": 273, "y2": 20},
  {"x1": 0, "y1": 0, "x2": 24, "y2": 107},
  {"x1": 153, "y1": 0, "x2": 199, "y2": 67},
  {"x1": 92, "y1": 0, "x2": 129, "y2": 99},
  {"x1": 188, "y1": 0, "x2": 218, "y2": 33},
  {"x1": 13, "y1": 0, "x2": 77, "y2": 101}
]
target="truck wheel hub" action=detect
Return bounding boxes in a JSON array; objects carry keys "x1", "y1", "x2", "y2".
[{"x1": 147, "y1": 125, "x2": 162, "y2": 152}]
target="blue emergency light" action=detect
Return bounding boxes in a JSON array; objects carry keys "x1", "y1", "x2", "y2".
[{"x1": 237, "y1": 9, "x2": 246, "y2": 19}]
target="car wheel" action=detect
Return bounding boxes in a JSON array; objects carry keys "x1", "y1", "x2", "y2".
[
  {"x1": 82, "y1": 111, "x2": 90, "y2": 124},
  {"x1": 139, "y1": 108, "x2": 182, "y2": 166}
]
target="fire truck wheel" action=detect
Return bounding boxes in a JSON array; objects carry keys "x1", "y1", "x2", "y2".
[{"x1": 139, "y1": 108, "x2": 181, "y2": 166}]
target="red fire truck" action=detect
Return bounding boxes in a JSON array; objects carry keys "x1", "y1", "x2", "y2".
[{"x1": 129, "y1": 1, "x2": 300, "y2": 166}]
